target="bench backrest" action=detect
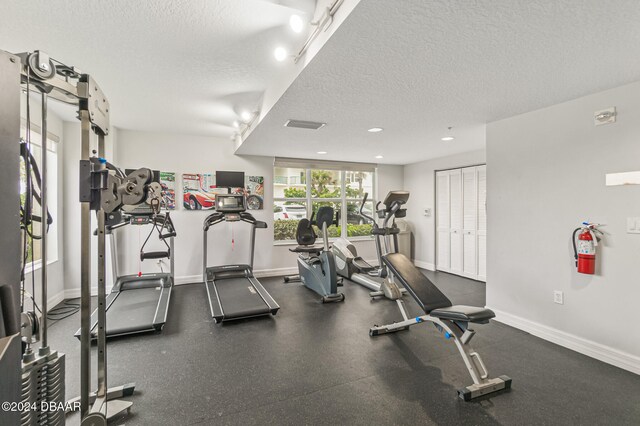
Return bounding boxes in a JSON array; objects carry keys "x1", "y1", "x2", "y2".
[{"x1": 382, "y1": 253, "x2": 452, "y2": 313}]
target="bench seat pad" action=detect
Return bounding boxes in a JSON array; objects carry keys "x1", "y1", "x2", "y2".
[{"x1": 430, "y1": 305, "x2": 495, "y2": 323}]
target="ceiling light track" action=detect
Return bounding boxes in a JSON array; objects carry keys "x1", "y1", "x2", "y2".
[{"x1": 294, "y1": 0, "x2": 344, "y2": 63}]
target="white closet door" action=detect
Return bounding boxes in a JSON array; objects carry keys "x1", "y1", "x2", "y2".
[
  {"x1": 462, "y1": 167, "x2": 477, "y2": 277},
  {"x1": 436, "y1": 171, "x2": 450, "y2": 271},
  {"x1": 449, "y1": 169, "x2": 463, "y2": 274},
  {"x1": 477, "y1": 165, "x2": 487, "y2": 280}
]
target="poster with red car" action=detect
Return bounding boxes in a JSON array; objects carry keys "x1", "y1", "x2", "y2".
[{"x1": 182, "y1": 173, "x2": 227, "y2": 210}]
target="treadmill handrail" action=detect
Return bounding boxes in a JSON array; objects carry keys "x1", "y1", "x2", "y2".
[{"x1": 203, "y1": 212, "x2": 225, "y2": 230}]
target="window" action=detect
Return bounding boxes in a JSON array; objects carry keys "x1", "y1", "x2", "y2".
[
  {"x1": 20, "y1": 125, "x2": 59, "y2": 267},
  {"x1": 273, "y1": 165, "x2": 375, "y2": 242}
]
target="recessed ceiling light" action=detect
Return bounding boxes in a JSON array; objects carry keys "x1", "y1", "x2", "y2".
[
  {"x1": 368, "y1": 127, "x2": 383, "y2": 133},
  {"x1": 441, "y1": 136, "x2": 455, "y2": 141},
  {"x1": 241, "y1": 111, "x2": 252, "y2": 121},
  {"x1": 274, "y1": 47, "x2": 288, "y2": 62},
  {"x1": 317, "y1": 151, "x2": 327, "y2": 154},
  {"x1": 232, "y1": 121, "x2": 239, "y2": 128},
  {"x1": 375, "y1": 155, "x2": 383, "y2": 159},
  {"x1": 289, "y1": 15, "x2": 304, "y2": 33}
]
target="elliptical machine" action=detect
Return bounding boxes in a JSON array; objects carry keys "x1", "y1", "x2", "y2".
[
  {"x1": 333, "y1": 191, "x2": 409, "y2": 301},
  {"x1": 284, "y1": 206, "x2": 345, "y2": 303}
]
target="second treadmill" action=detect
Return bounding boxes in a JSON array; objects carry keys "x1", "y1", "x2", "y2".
[
  {"x1": 75, "y1": 212, "x2": 176, "y2": 339},
  {"x1": 203, "y1": 194, "x2": 279, "y2": 323}
]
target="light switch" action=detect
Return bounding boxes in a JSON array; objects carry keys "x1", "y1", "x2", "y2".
[{"x1": 627, "y1": 217, "x2": 640, "y2": 234}]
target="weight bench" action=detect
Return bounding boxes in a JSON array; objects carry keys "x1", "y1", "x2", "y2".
[{"x1": 370, "y1": 253, "x2": 512, "y2": 401}]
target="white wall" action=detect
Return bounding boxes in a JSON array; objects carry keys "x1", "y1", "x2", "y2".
[
  {"x1": 107, "y1": 130, "x2": 403, "y2": 285},
  {"x1": 487, "y1": 81, "x2": 640, "y2": 373},
  {"x1": 20, "y1": 94, "x2": 66, "y2": 311},
  {"x1": 403, "y1": 150, "x2": 486, "y2": 269}
]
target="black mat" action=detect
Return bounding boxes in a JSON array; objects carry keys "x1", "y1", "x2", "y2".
[{"x1": 48, "y1": 270, "x2": 640, "y2": 425}]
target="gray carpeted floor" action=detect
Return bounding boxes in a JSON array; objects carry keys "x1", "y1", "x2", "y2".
[{"x1": 48, "y1": 271, "x2": 640, "y2": 425}]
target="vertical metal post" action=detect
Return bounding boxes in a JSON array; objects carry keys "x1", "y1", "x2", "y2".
[
  {"x1": 39, "y1": 92, "x2": 49, "y2": 353},
  {"x1": 96, "y1": 207, "x2": 107, "y2": 399},
  {"x1": 203, "y1": 229, "x2": 208, "y2": 282},
  {"x1": 170, "y1": 236, "x2": 175, "y2": 281},
  {"x1": 249, "y1": 224, "x2": 256, "y2": 270},
  {"x1": 96, "y1": 134, "x2": 107, "y2": 405},
  {"x1": 79, "y1": 110, "x2": 92, "y2": 417},
  {"x1": 110, "y1": 231, "x2": 118, "y2": 283}
]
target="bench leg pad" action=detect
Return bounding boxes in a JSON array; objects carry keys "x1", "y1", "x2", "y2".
[{"x1": 458, "y1": 375, "x2": 512, "y2": 401}]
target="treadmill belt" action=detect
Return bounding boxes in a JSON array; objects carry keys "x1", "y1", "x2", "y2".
[
  {"x1": 215, "y1": 278, "x2": 270, "y2": 320},
  {"x1": 106, "y1": 287, "x2": 161, "y2": 335}
]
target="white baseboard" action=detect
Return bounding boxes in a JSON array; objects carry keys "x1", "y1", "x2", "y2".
[
  {"x1": 174, "y1": 275, "x2": 202, "y2": 285},
  {"x1": 62, "y1": 267, "x2": 305, "y2": 295},
  {"x1": 47, "y1": 290, "x2": 66, "y2": 309},
  {"x1": 254, "y1": 267, "x2": 298, "y2": 278},
  {"x1": 489, "y1": 307, "x2": 640, "y2": 375},
  {"x1": 64, "y1": 288, "x2": 97, "y2": 299},
  {"x1": 414, "y1": 260, "x2": 436, "y2": 271}
]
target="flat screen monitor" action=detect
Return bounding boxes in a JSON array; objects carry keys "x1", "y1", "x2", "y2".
[{"x1": 216, "y1": 171, "x2": 245, "y2": 188}]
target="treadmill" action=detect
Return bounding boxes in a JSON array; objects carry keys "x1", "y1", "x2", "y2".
[
  {"x1": 75, "y1": 212, "x2": 176, "y2": 339},
  {"x1": 203, "y1": 194, "x2": 279, "y2": 323}
]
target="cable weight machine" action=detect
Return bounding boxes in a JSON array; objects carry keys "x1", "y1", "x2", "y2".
[{"x1": 9, "y1": 49, "x2": 156, "y2": 425}]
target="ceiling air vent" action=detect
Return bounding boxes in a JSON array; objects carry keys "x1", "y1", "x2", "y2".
[{"x1": 284, "y1": 119, "x2": 326, "y2": 130}]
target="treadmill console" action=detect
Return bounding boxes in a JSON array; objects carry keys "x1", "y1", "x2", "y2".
[{"x1": 216, "y1": 194, "x2": 246, "y2": 213}]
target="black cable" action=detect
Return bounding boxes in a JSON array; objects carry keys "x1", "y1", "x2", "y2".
[{"x1": 47, "y1": 301, "x2": 80, "y2": 323}]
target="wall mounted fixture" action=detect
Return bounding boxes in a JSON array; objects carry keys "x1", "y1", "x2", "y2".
[
  {"x1": 274, "y1": 47, "x2": 288, "y2": 62},
  {"x1": 290, "y1": 15, "x2": 304, "y2": 33},
  {"x1": 594, "y1": 107, "x2": 616, "y2": 126},
  {"x1": 294, "y1": 0, "x2": 344, "y2": 63}
]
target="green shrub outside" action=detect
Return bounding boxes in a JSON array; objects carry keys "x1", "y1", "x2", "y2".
[{"x1": 274, "y1": 219, "x2": 372, "y2": 241}]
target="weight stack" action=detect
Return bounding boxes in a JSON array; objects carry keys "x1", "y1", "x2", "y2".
[{"x1": 21, "y1": 350, "x2": 66, "y2": 425}]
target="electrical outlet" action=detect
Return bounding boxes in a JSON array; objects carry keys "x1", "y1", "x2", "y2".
[
  {"x1": 554, "y1": 291, "x2": 564, "y2": 305},
  {"x1": 424, "y1": 208, "x2": 432, "y2": 217}
]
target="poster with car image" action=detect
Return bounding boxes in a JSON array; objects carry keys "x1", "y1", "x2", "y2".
[
  {"x1": 182, "y1": 173, "x2": 227, "y2": 210},
  {"x1": 160, "y1": 172, "x2": 176, "y2": 210},
  {"x1": 231, "y1": 175, "x2": 264, "y2": 210}
]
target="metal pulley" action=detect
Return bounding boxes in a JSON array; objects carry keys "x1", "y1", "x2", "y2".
[
  {"x1": 120, "y1": 168, "x2": 152, "y2": 206},
  {"x1": 27, "y1": 51, "x2": 57, "y2": 80}
]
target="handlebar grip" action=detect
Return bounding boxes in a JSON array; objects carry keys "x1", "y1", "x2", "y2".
[
  {"x1": 160, "y1": 231, "x2": 177, "y2": 239},
  {"x1": 255, "y1": 221, "x2": 267, "y2": 229},
  {"x1": 363, "y1": 192, "x2": 368, "y2": 203},
  {"x1": 140, "y1": 250, "x2": 170, "y2": 261}
]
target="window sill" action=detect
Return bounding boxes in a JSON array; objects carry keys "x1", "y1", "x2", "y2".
[
  {"x1": 273, "y1": 236, "x2": 374, "y2": 246},
  {"x1": 23, "y1": 258, "x2": 59, "y2": 275}
]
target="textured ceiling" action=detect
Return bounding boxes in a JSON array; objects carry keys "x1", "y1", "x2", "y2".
[
  {"x1": 238, "y1": 0, "x2": 640, "y2": 164},
  {"x1": 0, "y1": 0, "x2": 315, "y2": 137}
]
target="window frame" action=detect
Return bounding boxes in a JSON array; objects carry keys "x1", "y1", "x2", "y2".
[
  {"x1": 20, "y1": 124, "x2": 60, "y2": 269},
  {"x1": 274, "y1": 168, "x2": 376, "y2": 245}
]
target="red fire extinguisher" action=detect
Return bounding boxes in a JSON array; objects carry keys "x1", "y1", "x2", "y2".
[{"x1": 572, "y1": 222, "x2": 603, "y2": 275}]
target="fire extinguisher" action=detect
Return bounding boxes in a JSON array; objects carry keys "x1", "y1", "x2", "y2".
[{"x1": 572, "y1": 222, "x2": 603, "y2": 275}]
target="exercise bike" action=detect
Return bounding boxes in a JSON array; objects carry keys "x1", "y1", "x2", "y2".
[{"x1": 284, "y1": 206, "x2": 345, "y2": 303}]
